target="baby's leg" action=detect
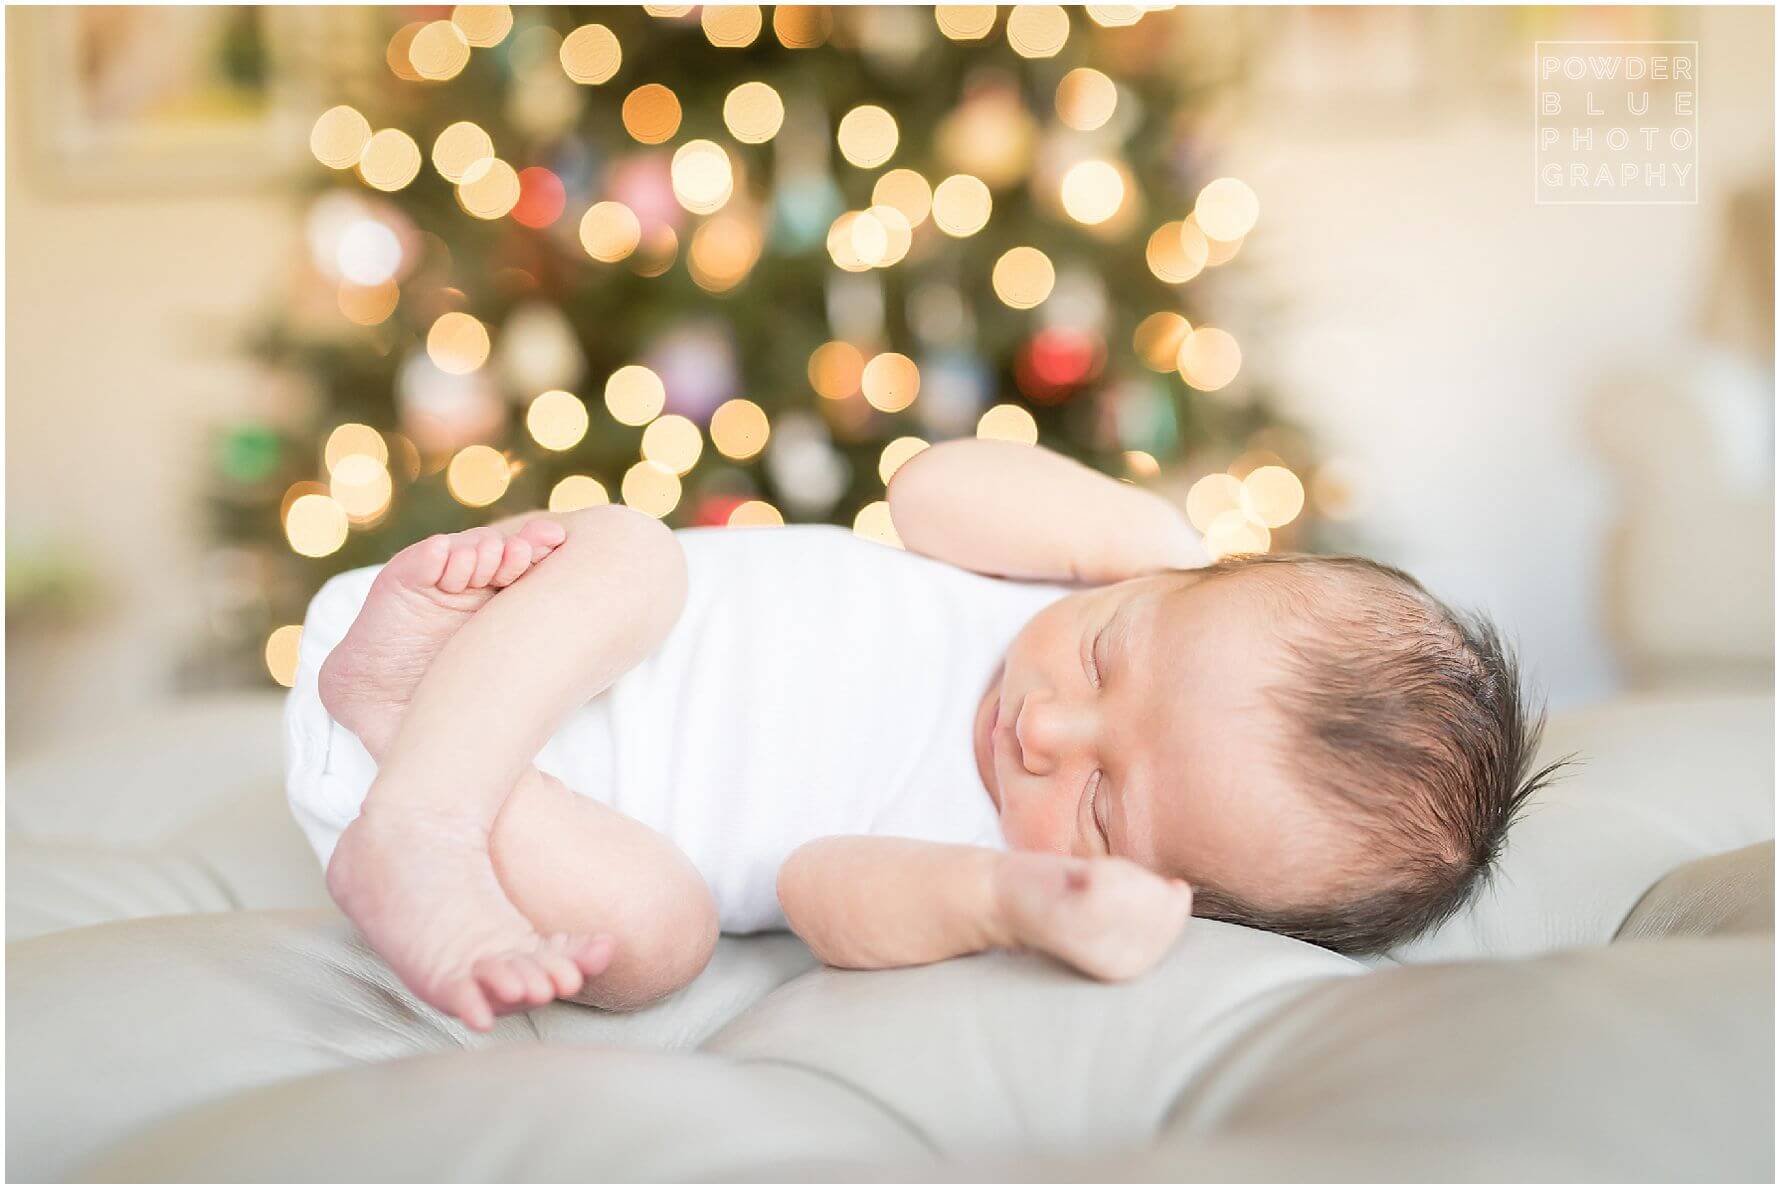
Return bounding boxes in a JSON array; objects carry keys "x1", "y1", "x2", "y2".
[
  {"x1": 488, "y1": 770, "x2": 717, "y2": 1011},
  {"x1": 325, "y1": 505, "x2": 690, "y2": 1028}
]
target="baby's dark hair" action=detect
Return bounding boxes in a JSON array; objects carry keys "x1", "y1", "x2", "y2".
[{"x1": 1184, "y1": 553, "x2": 1569, "y2": 956}]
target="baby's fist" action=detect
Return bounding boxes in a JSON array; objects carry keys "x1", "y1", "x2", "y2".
[{"x1": 994, "y1": 852, "x2": 1194, "y2": 981}]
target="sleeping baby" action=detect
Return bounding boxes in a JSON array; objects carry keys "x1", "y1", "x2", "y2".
[{"x1": 286, "y1": 438, "x2": 1557, "y2": 1030}]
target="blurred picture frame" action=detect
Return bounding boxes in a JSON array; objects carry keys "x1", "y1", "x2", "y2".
[{"x1": 18, "y1": 5, "x2": 352, "y2": 192}]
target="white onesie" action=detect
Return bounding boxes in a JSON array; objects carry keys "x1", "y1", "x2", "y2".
[{"x1": 284, "y1": 524, "x2": 1073, "y2": 932}]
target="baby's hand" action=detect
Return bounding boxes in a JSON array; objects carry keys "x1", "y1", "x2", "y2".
[{"x1": 993, "y1": 851, "x2": 1194, "y2": 981}]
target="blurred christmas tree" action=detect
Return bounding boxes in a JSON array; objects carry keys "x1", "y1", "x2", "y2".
[{"x1": 204, "y1": 4, "x2": 1319, "y2": 689}]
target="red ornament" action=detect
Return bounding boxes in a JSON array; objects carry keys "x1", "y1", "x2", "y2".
[
  {"x1": 694, "y1": 494, "x2": 747, "y2": 526},
  {"x1": 512, "y1": 167, "x2": 567, "y2": 229},
  {"x1": 1016, "y1": 328, "x2": 1105, "y2": 404}
]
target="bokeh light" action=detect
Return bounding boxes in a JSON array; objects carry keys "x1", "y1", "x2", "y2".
[
  {"x1": 1205, "y1": 509, "x2": 1271, "y2": 558},
  {"x1": 723, "y1": 81, "x2": 785, "y2": 143},
  {"x1": 702, "y1": 4, "x2": 762, "y2": 47},
  {"x1": 622, "y1": 84, "x2": 682, "y2": 144},
  {"x1": 427, "y1": 312, "x2": 491, "y2": 375},
  {"x1": 431, "y1": 121, "x2": 495, "y2": 184},
  {"x1": 526, "y1": 389, "x2": 589, "y2": 451},
  {"x1": 1177, "y1": 327, "x2": 1242, "y2": 391},
  {"x1": 837, "y1": 105, "x2": 899, "y2": 169},
  {"x1": 285, "y1": 493, "x2": 350, "y2": 557},
  {"x1": 1086, "y1": 5, "x2": 1143, "y2": 26},
  {"x1": 451, "y1": 5, "x2": 513, "y2": 48},
  {"x1": 689, "y1": 210, "x2": 763, "y2": 292},
  {"x1": 337, "y1": 280, "x2": 400, "y2": 326},
  {"x1": 873, "y1": 168, "x2": 933, "y2": 227},
  {"x1": 410, "y1": 20, "x2": 471, "y2": 81},
  {"x1": 549, "y1": 474, "x2": 609, "y2": 512},
  {"x1": 358, "y1": 129, "x2": 422, "y2": 191},
  {"x1": 446, "y1": 444, "x2": 512, "y2": 507},
  {"x1": 1060, "y1": 159, "x2": 1124, "y2": 225},
  {"x1": 1006, "y1": 4, "x2": 1069, "y2": 57},
  {"x1": 641, "y1": 413, "x2": 704, "y2": 475},
  {"x1": 265, "y1": 625, "x2": 303, "y2": 687},
  {"x1": 1056, "y1": 68, "x2": 1117, "y2": 131},
  {"x1": 861, "y1": 352, "x2": 920, "y2": 412},
  {"x1": 621, "y1": 460, "x2": 682, "y2": 517},
  {"x1": 728, "y1": 499, "x2": 785, "y2": 527},
  {"x1": 325, "y1": 423, "x2": 389, "y2": 471},
  {"x1": 671, "y1": 139, "x2": 734, "y2": 214},
  {"x1": 976, "y1": 403, "x2": 1039, "y2": 444},
  {"x1": 1241, "y1": 465, "x2": 1305, "y2": 528},
  {"x1": 1124, "y1": 450, "x2": 1160, "y2": 478},
  {"x1": 629, "y1": 225, "x2": 679, "y2": 277},
  {"x1": 1133, "y1": 312, "x2": 1192, "y2": 372},
  {"x1": 1146, "y1": 220, "x2": 1207, "y2": 284},
  {"x1": 991, "y1": 246, "x2": 1056, "y2": 309},
  {"x1": 809, "y1": 341, "x2": 865, "y2": 399},
  {"x1": 852, "y1": 500, "x2": 903, "y2": 547},
  {"x1": 579, "y1": 201, "x2": 642, "y2": 262},
  {"x1": 329, "y1": 453, "x2": 393, "y2": 522},
  {"x1": 710, "y1": 398, "x2": 771, "y2": 459},
  {"x1": 512, "y1": 167, "x2": 567, "y2": 228},
  {"x1": 386, "y1": 23, "x2": 426, "y2": 82},
  {"x1": 772, "y1": 5, "x2": 831, "y2": 47},
  {"x1": 935, "y1": 5, "x2": 996, "y2": 39},
  {"x1": 931, "y1": 174, "x2": 992, "y2": 236},
  {"x1": 605, "y1": 364, "x2": 667, "y2": 425},
  {"x1": 560, "y1": 23, "x2": 621, "y2": 84},
  {"x1": 1185, "y1": 472, "x2": 1242, "y2": 533},
  {"x1": 878, "y1": 436, "x2": 929, "y2": 483},
  {"x1": 457, "y1": 157, "x2": 521, "y2": 218},
  {"x1": 1193, "y1": 177, "x2": 1261, "y2": 242},
  {"x1": 310, "y1": 105, "x2": 371, "y2": 169}
]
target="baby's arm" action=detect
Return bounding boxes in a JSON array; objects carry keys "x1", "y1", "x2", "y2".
[
  {"x1": 778, "y1": 837, "x2": 1193, "y2": 980},
  {"x1": 886, "y1": 439, "x2": 1206, "y2": 584}
]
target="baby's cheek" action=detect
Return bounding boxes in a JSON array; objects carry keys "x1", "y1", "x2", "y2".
[{"x1": 1000, "y1": 792, "x2": 1077, "y2": 856}]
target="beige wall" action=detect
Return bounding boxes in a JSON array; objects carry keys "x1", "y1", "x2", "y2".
[
  {"x1": 1209, "y1": 5, "x2": 1774, "y2": 707},
  {"x1": 6, "y1": 14, "x2": 300, "y2": 753}
]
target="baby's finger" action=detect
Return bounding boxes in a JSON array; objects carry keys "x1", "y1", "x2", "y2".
[
  {"x1": 438, "y1": 539, "x2": 479, "y2": 593},
  {"x1": 489, "y1": 535, "x2": 533, "y2": 587},
  {"x1": 468, "y1": 528, "x2": 506, "y2": 588}
]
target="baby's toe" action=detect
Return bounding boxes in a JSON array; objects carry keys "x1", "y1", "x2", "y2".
[
  {"x1": 511, "y1": 955, "x2": 556, "y2": 1005},
  {"x1": 489, "y1": 534, "x2": 533, "y2": 587},
  {"x1": 534, "y1": 946, "x2": 585, "y2": 998},
  {"x1": 562, "y1": 933, "x2": 617, "y2": 977},
  {"x1": 472, "y1": 955, "x2": 526, "y2": 1007},
  {"x1": 440, "y1": 977, "x2": 494, "y2": 1033}
]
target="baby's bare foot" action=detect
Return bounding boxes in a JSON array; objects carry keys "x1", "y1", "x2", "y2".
[
  {"x1": 327, "y1": 809, "x2": 614, "y2": 1031},
  {"x1": 319, "y1": 519, "x2": 566, "y2": 757},
  {"x1": 996, "y1": 852, "x2": 1194, "y2": 981}
]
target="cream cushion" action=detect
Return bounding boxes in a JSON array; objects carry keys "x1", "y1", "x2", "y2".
[{"x1": 5, "y1": 689, "x2": 1773, "y2": 1180}]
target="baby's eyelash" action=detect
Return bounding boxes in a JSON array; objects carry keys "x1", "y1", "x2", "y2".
[
  {"x1": 1086, "y1": 628, "x2": 1105, "y2": 688},
  {"x1": 1084, "y1": 770, "x2": 1109, "y2": 844}
]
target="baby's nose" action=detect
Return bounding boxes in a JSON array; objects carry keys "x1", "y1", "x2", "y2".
[{"x1": 1014, "y1": 690, "x2": 1096, "y2": 775}]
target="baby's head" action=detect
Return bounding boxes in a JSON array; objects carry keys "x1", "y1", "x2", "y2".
[{"x1": 973, "y1": 554, "x2": 1565, "y2": 955}]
